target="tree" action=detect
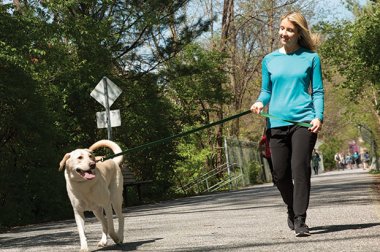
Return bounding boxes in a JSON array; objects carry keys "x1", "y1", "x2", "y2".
[
  {"x1": 7, "y1": 0, "x2": 213, "y2": 148},
  {"x1": 0, "y1": 3, "x2": 72, "y2": 228},
  {"x1": 0, "y1": 0, "x2": 213, "y2": 225},
  {"x1": 317, "y1": 1, "x2": 380, "y2": 127},
  {"x1": 112, "y1": 73, "x2": 181, "y2": 200},
  {"x1": 314, "y1": 1, "x2": 380, "y2": 169},
  {"x1": 163, "y1": 43, "x2": 231, "y2": 175},
  {"x1": 0, "y1": 62, "x2": 70, "y2": 227}
]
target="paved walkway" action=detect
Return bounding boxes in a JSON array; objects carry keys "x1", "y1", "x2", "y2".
[{"x1": 1, "y1": 168, "x2": 380, "y2": 251}]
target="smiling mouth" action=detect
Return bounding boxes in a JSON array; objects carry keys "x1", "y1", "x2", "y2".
[{"x1": 75, "y1": 168, "x2": 96, "y2": 180}]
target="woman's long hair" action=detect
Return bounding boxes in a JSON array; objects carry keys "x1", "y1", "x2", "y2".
[{"x1": 281, "y1": 11, "x2": 320, "y2": 51}]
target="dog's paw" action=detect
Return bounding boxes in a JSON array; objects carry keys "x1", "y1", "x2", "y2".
[
  {"x1": 110, "y1": 233, "x2": 121, "y2": 244},
  {"x1": 118, "y1": 237, "x2": 124, "y2": 244},
  {"x1": 97, "y1": 239, "x2": 107, "y2": 247},
  {"x1": 112, "y1": 237, "x2": 122, "y2": 244},
  {"x1": 79, "y1": 248, "x2": 89, "y2": 252}
]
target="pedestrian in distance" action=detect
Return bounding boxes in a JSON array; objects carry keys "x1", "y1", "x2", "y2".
[
  {"x1": 250, "y1": 11, "x2": 324, "y2": 237},
  {"x1": 353, "y1": 151, "x2": 360, "y2": 168},
  {"x1": 311, "y1": 149, "x2": 321, "y2": 175},
  {"x1": 345, "y1": 153, "x2": 353, "y2": 169},
  {"x1": 362, "y1": 151, "x2": 370, "y2": 169},
  {"x1": 339, "y1": 153, "x2": 347, "y2": 169},
  {"x1": 334, "y1": 152, "x2": 341, "y2": 170},
  {"x1": 338, "y1": 152, "x2": 345, "y2": 170}
]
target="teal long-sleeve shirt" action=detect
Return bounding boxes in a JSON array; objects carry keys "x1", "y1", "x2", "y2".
[{"x1": 257, "y1": 47, "x2": 324, "y2": 128}]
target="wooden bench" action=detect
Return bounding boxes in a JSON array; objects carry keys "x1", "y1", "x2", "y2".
[{"x1": 121, "y1": 165, "x2": 152, "y2": 205}]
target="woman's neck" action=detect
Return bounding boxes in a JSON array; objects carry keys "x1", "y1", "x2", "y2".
[{"x1": 281, "y1": 45, "x2": 301, "y2": 54}]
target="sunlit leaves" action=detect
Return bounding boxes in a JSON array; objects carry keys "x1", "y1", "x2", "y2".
[{"x1": 318, "y1": 3, "x2": 380, "y2": 98}]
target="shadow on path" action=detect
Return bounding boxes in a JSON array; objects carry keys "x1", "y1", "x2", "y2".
[
  {"x1": 0, "y1": 231, "x2": 77, "y2": 248},
  {"x1": 94, "y1": 238, "x2": 162, "y2": 251},
  {"x1": 310, "y1": 222, "x2": 380, "y2": 234}
]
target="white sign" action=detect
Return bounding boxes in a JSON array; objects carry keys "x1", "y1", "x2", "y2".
[
  {"x1": 90, "y1": 77, "x2": 122, "y2": 108},
  {"x1": 96, "y1": 110, "x2": 121, "y2": 128}
]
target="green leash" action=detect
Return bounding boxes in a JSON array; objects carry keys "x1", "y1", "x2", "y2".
[
  {"x1": 260, "y1": 112, "x2": 312, "y2": 128},
  {"x1": 100, "y1": 110, "x2": 312, "y2": 161}
]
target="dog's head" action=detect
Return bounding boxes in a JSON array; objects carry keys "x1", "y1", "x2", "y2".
[{"x1": 59, "y1": 149, "x2": 97, "y2": 181}]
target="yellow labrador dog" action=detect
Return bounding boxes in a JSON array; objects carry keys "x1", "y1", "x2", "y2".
[{"x1": 59, "y1": 140, "x2": 124, "y2": 252}]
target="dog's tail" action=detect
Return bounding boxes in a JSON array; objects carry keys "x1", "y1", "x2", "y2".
[{"x1": 89, "y1": 140, "x2": 123, "y2": 165}]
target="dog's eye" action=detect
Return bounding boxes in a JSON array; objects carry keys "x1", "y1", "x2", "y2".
[{"x1": 77, "y1": 156, "x2": 83, "y2": 160}]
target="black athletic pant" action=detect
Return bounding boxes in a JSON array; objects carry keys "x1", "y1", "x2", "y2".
[{"x1": 267, "y1": 125, "x2": 317, "y2": 218}]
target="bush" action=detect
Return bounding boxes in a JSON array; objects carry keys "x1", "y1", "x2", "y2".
[{"x1": 248, "y1": 161, "x2": 263, "y2": 184}]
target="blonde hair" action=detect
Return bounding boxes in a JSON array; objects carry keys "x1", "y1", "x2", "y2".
[{"x1": 281, "y1": 11, "x2": 320, "y2": 51}]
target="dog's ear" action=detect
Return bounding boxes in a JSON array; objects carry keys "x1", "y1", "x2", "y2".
[{"x1": 59, "y1": 153, "x2": 70, "y2": 171}]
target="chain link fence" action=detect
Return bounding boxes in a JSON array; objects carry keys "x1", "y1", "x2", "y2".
[{"x1": 224, "y1": 137, "x2": 273, "y2": 186}]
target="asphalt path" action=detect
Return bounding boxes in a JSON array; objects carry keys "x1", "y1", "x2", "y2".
[{"x1": 1, "y1": 168, "x2": 380, "y2": 252}]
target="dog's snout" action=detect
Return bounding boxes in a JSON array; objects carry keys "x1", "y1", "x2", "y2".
[
  {"x1": 90, "y1": 162, "x2": 96, "y2": 170},
  {"x1": 75, "y1": 168, "x2": 81, "y2": 173}
]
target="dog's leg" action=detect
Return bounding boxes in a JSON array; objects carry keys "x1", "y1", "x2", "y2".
[
  {"x1": 111, "y1": 197, "x2": 124, "y2": 243},
  {"x1": 92, "y1": 207, "x2": 108, "y2": 247},
  {"x1": 73, "y1": 210, "x2": 88, "y2": 252},
  {"x1": 104, "y1": 205, "x2": 120, "y2": 244},
  {"x1": 110, "y1": 168, "x2": 124, "y2": 243}
]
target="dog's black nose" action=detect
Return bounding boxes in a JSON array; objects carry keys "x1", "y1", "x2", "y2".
[
  {"x1": 90, "y1": 162, "x2": 96, "y2": 170},
  {"x1": 75, "y1": 168, "x2": 81, "y2": 173}
]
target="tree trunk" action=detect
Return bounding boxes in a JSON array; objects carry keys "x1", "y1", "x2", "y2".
[
  {"x1": 13, "y1": 0, "x2": 21, "y2": 11},
  {"x1": 217, "y1": 0, "x2": 234, "y2": 167},
  {"x1": 370, "y1": 82, "x2": 380, "y2": 127}
]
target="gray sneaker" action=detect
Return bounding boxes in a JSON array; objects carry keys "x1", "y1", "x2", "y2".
[{"x1": 294, "y1": 217, "x2": 310, "y2": 237}]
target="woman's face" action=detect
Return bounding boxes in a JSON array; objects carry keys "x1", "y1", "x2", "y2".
[{"x1": 279, "y1": 18, "x2": 300, "y2": 48}]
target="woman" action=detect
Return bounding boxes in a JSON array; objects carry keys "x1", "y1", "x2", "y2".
[{"x1": 250, "y1": 11, "x2": 324, "y2": 237}]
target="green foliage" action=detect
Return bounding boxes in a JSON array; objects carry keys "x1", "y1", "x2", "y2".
[
  {"x1": 315, "y1": 1, "x2": 380, "y2": 166},
  {"x1": 0, "y1": 5, "x2": 75, "y2": 229},
  {"x1": 0, "y1": 62, "x2": 71, "y2": 228},
  {"x1": 159, "y1": 44, "x2": 232, "y2": 194},
  {"x1": 248, "y1": 160, "x2": 263, "y2": 184},
  {"x1": 99, "y1": 73, "x2": 181, "y2": 202},
  {"x1": 317, "y1": 2, "x2": 380, "y2": 110},
  {"x1": 164, "y1": 44, "x2": 231, "y2": 119},
  {"x1": 319, "y1": 138, "x2": 344, "y2": 171},
  {"x1": 173, "y1": 134, "x2": 213, "y2": 195},
  {"x1": 352, "y1": 4, "x2": 380, "y2": 83},
  {"x1": 369, "y1": 169, "x2": 380, "y2": 175}
]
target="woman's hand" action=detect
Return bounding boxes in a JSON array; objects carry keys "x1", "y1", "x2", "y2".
[
  {"x1": 250, "y1": 102, "x2": 264, "y2": 114},
  {"x1": 309, "y1": 118, "x2": 322, "y2": 133}
]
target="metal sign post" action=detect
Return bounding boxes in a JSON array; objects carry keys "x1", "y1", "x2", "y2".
[
  {"x1": 90, "y1": 76, "x2": 122, "y2": 140},
  {"x1": 102, "y1": 77, "x2": 112, "y2": 140}
]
